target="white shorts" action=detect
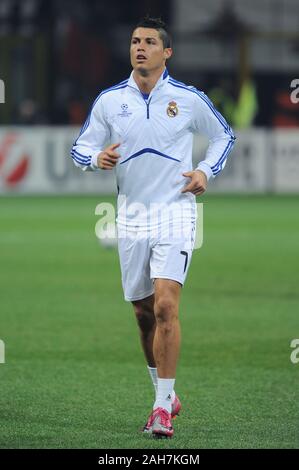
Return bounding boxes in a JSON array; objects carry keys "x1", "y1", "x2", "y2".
[{"x1": 117, "y1": 221, "x2": 196, "y2": 301}]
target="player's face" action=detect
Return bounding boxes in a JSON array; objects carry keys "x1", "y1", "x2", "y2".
[{"x1": 130, "y1": 27, "x2": 172, "y2": 74}]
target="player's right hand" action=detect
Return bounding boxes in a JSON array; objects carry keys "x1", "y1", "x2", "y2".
[{"x1": 97, "y1": 143, "x2": 121, "y2": 169}]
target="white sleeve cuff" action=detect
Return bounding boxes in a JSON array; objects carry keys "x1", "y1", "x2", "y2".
[
  {"x1": 195, "y1": 161, "x2": 213, "y2": 180},
  {"x1": 90, "y1": 152, "x2": 100, "y2": 170}
]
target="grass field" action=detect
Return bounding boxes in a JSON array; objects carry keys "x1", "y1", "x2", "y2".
[{"x1": 0, "y1": 194, "x2": 298, "y2": 449}]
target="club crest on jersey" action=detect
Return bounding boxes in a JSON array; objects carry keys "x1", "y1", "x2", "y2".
[{"x1": 167, "y1": 101, "x2": 178, "y2": 117}]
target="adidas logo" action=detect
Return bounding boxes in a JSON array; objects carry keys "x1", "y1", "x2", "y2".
[{"x1": 166, "y1": 394, "x2": 171, "y2": 401}]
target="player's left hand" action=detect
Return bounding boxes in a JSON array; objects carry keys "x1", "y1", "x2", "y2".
[{"x1": 181, "y1": 170, "x2": 207, "y2": 196}]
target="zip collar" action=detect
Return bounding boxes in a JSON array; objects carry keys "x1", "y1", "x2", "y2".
[{"x1": 128, "y1": 68, "x2": 169, "y2": 96}]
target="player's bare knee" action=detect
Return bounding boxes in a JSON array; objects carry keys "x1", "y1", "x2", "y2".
[
  {"x1": 132, "y1": 300, "x2": 155, "y2": 331},
  {"x1": 154, "y1": 297, "x2": 178, "y2": 325}
]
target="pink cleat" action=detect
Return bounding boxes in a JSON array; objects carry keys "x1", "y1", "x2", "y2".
[
  {"x1": 171, "y1": 394, "x2": 181, "y2": 419},
  {"x1": 142, "y1": 410, "x2": 156, "y2": 433},
  {"x1": 151, "y1": 407, "x2": 174, "y2": 439},
  {"x1": 142, "y1": 395, "x2": 181, "y2": 433}
]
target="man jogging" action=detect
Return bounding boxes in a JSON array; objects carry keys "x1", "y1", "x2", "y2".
[{"x1": 71, "y1": 16, "x2": 235, "y2": 439}]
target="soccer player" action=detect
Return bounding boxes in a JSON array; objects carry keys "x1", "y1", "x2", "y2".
[{"x1": 71, "y1": 16, "x2": 235, "y2": 438}]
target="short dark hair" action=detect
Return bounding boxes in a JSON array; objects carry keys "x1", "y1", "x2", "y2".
[{"x1": 134, "y1": 16, "x2": 172, "y2": 49}]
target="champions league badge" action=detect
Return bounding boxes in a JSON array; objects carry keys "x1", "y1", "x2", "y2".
[
  {"x1": 118, "y1": 103, "x2": 132, "y2": 117},
  {"x1": 167, "y1": 101, "x2": 178, "y2": 117}
]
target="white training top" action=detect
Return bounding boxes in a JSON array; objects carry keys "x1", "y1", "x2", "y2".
[{"x1": 71, "y1": 68, "x2": 235, "y2": 228}]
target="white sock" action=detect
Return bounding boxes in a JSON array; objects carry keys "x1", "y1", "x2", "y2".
[
  {"x1": 147, "y1": 366, "x2": 158, "y2": 395},
  {"x1": 147, "y1": 367, "x2": 176, "y2": 404},
  {"x1": 153, "y1": 378, "x2": 175, "y2": 413}
]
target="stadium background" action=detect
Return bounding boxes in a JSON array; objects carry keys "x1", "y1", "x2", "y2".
[{"x1": 0, "y1": 0, "x2": 298, "y2": 448}]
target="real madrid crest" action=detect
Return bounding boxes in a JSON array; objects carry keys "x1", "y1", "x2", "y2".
[{"x1": 167, "y1": 101, "x2": 178, "y2": 118}]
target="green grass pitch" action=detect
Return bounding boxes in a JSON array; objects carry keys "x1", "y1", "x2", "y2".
[{"x1": 0, "y1": 194, "x2": 298, "y2": 449}]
